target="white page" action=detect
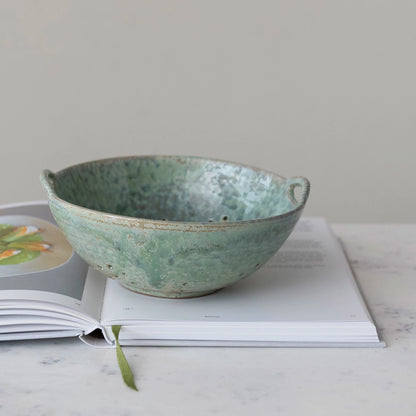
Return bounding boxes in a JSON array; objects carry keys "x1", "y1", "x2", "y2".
[
  {"x1": 100, "y1": 218, "x2": 372, "y2": 326},
  {"x1": 0, "y1": 310, "x2": 91, "y2": 326},
  {"x1": 0, "y1": 202, "x2": 105, "y2": 327},
  {"x1": 0, "y1": 330, "x2": 83, "y2": 341}
]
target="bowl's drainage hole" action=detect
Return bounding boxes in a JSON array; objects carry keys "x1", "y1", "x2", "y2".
[{"x1": 207, "y1": 216, "x2": 229, "y2": 222}]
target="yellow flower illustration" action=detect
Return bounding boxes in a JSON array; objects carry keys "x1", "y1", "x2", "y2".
[{"x1": 0, "y1": 224, "x2": 51, "y2": 265}]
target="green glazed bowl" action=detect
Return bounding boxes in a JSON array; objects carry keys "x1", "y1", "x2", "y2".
[{"x1": 40, "y1": 156, "x2": 310, "y2": 298}]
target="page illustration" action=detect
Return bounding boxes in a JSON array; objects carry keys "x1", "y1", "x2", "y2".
[{"x1": 0, "y1": 215, "x2": 73, "y2": 277}]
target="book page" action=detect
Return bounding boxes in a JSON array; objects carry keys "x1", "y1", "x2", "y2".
[
  {"x1": 0, "y1": 202, "x2": 104, "y2": 320},
  {"x1": 100, "y1": 218, "x2": 372, "y2": 325}
]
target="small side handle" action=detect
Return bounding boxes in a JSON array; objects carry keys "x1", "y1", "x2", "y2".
[
  {"x1": 286, "y1": 177, "x2": 310, "y2": 207},
  {"x1": 40, "y1": 169, "x2": 57, "y2": 197}
]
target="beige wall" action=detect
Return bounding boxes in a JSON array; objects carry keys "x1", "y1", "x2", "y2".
[{"x1": 1, "y1": 1, "x2": 414, "y2": 222}]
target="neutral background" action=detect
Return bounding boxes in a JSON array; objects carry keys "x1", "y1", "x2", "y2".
[{"x1": 1, "y1": 1, "x2": 414, "y2": 222}]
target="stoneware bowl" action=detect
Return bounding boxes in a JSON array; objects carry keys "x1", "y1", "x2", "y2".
[{"x1": 40, "y1": 156, "x2": 310, "y2": 298}]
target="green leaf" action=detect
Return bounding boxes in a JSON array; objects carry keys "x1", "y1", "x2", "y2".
[
  {"x1": 0, "y1": 224, "x2": 14, "y2": 239},
  {"x1": 9, "y1": 233, "x2": 42, "y2": 243},
  {"x1": 0, "y1": 249, "x2": 40, "y2": 265},
  {"x1": 1, "y1": 226, "x2": 40, "y2": 243},
  {"x1": 111, "y1": 325, "x2": 138, "y2": 391},
  {"x1": 7, "y1": 233, "x2": 44, "y2": 250}
]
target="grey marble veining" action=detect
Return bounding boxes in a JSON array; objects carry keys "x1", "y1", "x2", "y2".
[{"x1": 1, "y1": 224, "x2": 416, "y2": 416}]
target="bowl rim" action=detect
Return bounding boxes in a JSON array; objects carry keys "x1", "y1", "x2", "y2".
[{"x1": 41, "y1": 155, "x2": 310, "y2": 228}]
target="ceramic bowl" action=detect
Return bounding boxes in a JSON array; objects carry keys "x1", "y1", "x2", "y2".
[{"x1": 40, "y1": 156, "x2": 310, "y2": 298}]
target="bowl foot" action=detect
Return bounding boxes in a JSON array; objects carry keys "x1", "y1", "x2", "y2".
[{"x1": 119, "y1": 282, "x2": 220, "y2": 299}]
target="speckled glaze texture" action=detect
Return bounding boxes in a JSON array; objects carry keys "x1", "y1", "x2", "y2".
[{"x1": 40, "y1": 156, "x2": 310, "y2": 298}]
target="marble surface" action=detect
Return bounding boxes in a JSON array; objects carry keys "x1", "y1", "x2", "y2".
[{"x1": 1, "y1": 224, "x2": 415, "y2": 416}]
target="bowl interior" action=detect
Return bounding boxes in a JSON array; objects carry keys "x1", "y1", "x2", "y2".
[{"x1": 52, "y1": 156, "x2": 296, "y2": 222}]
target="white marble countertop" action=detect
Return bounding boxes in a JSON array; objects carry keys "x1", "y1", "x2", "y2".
[{"x1": 1, "y1": 224, "x2": 415, "y2": 416}]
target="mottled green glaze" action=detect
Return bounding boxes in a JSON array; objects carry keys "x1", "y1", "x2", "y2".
[{"x1": 40, "y1": 156, "x2": 310, "y2": 298}]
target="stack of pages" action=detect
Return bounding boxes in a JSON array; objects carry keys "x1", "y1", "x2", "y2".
[{"x1": 0, "y1": 201, "x2": 384, "y2": 348}]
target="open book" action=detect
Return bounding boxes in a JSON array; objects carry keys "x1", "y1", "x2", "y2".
[{"x1": 0, "y1": 201, "x2": 384, "y2": 348}]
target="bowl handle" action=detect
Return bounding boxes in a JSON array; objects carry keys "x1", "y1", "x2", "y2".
[
  {"x1": 40, "y1": 169, "x2": 57, "y2": 197},
  {"x1": 286, "y1": 177, "x2": 310, "y2": 207}
]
